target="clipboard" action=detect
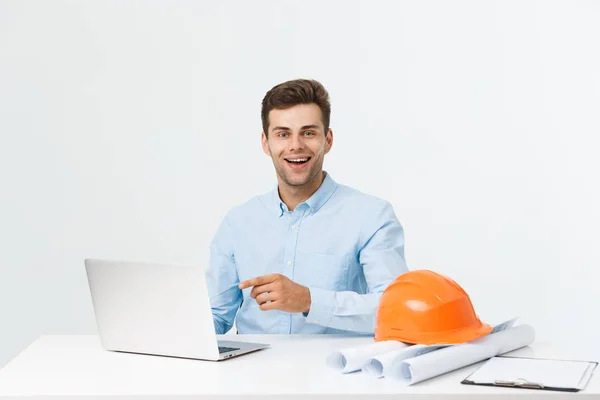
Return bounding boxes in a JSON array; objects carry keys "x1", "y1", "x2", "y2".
[{"x1": 461, "y1": 355, "x2": 598, "y2": 392}]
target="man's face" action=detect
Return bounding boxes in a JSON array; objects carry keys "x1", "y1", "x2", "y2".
[{"x1": 262, "y1": 103, "x2": 333, "y2": 188}]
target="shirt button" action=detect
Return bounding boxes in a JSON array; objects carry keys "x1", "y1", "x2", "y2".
[
  {"x1": 310, "y1": 208, "x2": 314, "y2": 213},
  {"x1": 287, "y1": 260, "x2": 292, "y2": 266},
  {"x1": 291, "y1": 225, "x2": 296, "y2": 230}
]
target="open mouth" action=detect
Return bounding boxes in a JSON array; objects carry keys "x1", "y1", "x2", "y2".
[{"x1": 284, "y1": 157, "x2": 311, "y2": 167}]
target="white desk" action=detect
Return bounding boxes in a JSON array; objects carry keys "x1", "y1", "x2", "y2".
[{"x1": 1, "y1": 334, "x2": 599, "y2": 399}]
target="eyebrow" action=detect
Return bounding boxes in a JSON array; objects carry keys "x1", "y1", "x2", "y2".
[{"x1": 272, "y1": 125, "x2": 321, "y2": 132}]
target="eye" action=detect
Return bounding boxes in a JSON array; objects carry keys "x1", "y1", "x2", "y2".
[
  {"x1": 303, "y1": 131, "x2": 314, "y2": 136},
  {"x1": 278, "y1": 132, "x2": 289, "y2": 138}
]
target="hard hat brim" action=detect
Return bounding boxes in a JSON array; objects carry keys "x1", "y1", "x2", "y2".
[
  {"x1": 435, "y1": 321, "x2": 495, "y2": 345},
  {"x1": 382, "y1": 321, "x2": 494, "y2": 345}
]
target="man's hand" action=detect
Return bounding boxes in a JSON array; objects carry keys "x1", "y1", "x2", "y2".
[{"x1": 238, "y1": 273, "x2": 311, "y2": 313}]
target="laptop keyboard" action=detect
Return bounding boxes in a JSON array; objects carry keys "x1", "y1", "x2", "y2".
[{"x1": 218, "y1": 346, "x2": 240, "y2": 354}]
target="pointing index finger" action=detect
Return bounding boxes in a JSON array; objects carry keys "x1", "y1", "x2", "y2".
[{"x1": 238, "y1": 274, "x2": 276, "y2": 289}]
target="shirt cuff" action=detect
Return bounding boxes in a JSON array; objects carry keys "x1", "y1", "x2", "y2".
[{"x1": 303, "y1": 287, "x2": 335, "y2": 326}]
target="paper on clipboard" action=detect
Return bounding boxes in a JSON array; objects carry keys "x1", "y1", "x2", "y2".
[{"x1": 462, "y1": 356, "x2": 598, "y2": 392}]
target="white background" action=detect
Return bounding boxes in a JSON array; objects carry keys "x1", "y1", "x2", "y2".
[{"x1": 1, "y1": 0, "x2": 599, "y2": 368}]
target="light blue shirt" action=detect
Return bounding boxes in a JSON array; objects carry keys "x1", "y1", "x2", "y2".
[{"x1": 206, "y1": 172, "x2": 409, "y2": 335}]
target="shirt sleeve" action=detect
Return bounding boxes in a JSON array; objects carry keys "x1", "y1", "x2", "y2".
[
  {"x1": 304, "y1": 201, "x2": 409, "y2": 333},
  {"x1": 206, "y1": 214, "x2": 242, "y2": 334}
]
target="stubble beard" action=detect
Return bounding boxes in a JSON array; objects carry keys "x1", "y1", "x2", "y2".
[{"x1": 276, "y1": 155, "x2": 323, "y2": 188}]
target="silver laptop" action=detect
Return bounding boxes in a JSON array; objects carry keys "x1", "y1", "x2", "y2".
[{"x1": 84, "y1": 258, "x2": 270, "y2": 361}]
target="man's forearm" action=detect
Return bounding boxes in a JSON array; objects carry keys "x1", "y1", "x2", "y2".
[
  {"x1": 303, "y1": 287, "x2": 381, "y2": 333},
  {"x1": 212, "y1": 314, "x2": 231, "y2": 335}
]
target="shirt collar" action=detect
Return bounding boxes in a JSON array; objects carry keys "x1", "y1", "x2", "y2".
[{"x1": 271, "y1": 171, "x2": 338, "y2": 217}]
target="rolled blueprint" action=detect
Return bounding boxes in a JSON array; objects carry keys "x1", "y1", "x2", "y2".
[
  {"x1": 361, "y1": 317, "x2": 518, "y2": 379},
  {"x1": 363, "y1": 344, "x2": 448, "y2": 378},
  {"x1": 327, "y1": 340, "x2": 409, "y2": 373},
  {"x1": 389, "y1": 324, "x2": 535, "y2": 385}
]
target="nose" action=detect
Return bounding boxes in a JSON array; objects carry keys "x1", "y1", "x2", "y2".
[{"x1": 289, "y1": 134, "x2": 304, "y2": 152}]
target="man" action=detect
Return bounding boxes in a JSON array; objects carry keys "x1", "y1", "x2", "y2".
[{"x1": 207, "y1": 79, "x2": 408, "y2": 335}]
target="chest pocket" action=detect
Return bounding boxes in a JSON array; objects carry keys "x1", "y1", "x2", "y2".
[{"x1": 293, "y1": 250, "x2": 350, "y2": 291}]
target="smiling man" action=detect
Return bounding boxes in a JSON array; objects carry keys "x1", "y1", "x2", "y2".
[{"x1": 206, "y1": 79, "x2": 409, "y2": 335}]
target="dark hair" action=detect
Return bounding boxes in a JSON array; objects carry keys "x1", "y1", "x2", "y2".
[{"x1": 261, "y1": 79, "x2": 331, "y2": 137}]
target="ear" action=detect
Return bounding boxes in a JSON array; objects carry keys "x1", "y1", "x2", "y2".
[
  {"x1": 261, "y1": 132, "x2": 271, "y2": 156},
  {"x1": 324, "y1": 129, "x2": 333, "y2": 154}
]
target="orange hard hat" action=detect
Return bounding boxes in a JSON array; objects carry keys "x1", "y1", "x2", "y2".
[{"x1": 374, "y1": 269, "x2": 492, "y2": 344}]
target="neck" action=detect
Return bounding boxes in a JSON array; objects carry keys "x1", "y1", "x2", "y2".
[{"x1": 278, "y1": 171, "x2": 325, "y2": 212}]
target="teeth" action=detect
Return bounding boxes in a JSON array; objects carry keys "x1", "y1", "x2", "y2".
[{"x1": 287, "y1": 158, "x2": 308, "y2": 162}]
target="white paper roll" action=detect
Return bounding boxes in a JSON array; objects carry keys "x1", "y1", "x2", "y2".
[
  {"x1": 363, "y1": 344, "x2": 448, "y2": 378},
  {"x1": 326, "y1": 340, "x2": 409, "y2": 373},
  {"x1": 389, "y1": 324, "x2": 535, "y2": 385}
]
